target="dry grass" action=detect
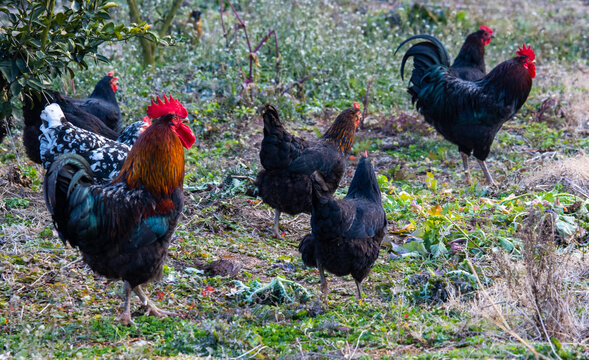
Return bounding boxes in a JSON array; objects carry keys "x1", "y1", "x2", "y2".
[
  {"x1": 469, "y1": 211, "x2": 589, "y2": 348},
  {"x1": 518, "y1": 154, "x2": 589, "y2": 197}
]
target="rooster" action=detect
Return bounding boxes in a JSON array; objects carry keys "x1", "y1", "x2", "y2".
[
  {"x1": 39, "y1": 106, "x2": 151, "y2": 183},
  {"x1": 398, "y1": 25, "x2": 493, "y2": 82},
  {"x1": 255, "y1": 103, "x2": 362, "y2": 238},
  {"x1": 299, "y1": 152, "x2": 386, "y2": 301},
  {"x1": 396, "y1": 42, "x2": 535, "y2": 184},
  {"x1": 43, "y1": 95, "x2": 195, "y2": 325}
]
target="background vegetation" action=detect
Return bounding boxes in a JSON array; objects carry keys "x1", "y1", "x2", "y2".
[{"x1": 1, "y1": 0, "x2": 588, "y2": 358}]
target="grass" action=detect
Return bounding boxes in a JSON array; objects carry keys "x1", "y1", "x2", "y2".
[{"x1": 1, "y1": 0, "x2": 589, "y2": 358}]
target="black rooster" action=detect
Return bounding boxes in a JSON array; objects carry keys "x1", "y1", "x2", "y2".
[
  {"x1": 396, "y1": 41, "x2": 535, "y2": 184},
  {"x1": 299, "y1": 153, "x2": 386, "y2": 301}
]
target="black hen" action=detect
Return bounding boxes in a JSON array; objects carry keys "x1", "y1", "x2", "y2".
[
  {"x1": 65, "y1": 71, "x2": 121, "y2": 133},
  {"x1": 255, "y1": 103, "x2": 361, "y2": 237},
  {"x1": 396, "y1": 40, "x2": 535, "y2": 185},
  {"x1": 299, "y1": 153, "x2": 386, "y2": 301}
]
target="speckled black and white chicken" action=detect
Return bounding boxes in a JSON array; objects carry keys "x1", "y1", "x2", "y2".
[{"x1": 39, "y1": 103, "x2": 151, "y2": 183}]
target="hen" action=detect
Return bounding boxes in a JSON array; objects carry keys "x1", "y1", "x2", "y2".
[
  {"x1": 299, "y1": 152, "x2": 386, "y2": 301},
  {"x1": 23, "y1": 72, "x2": 121, "y2": 164},
  {"x1": 255, "y1": 103, "x2": 362, "y2": 237},
  {"x1": 396, "y1": 42, "x2": 535, "y2": 184},
  {"x1": 39, "y1": 105, "x2": 150, "y2": 183},
  {"x1": 43, "y1": 95, "x2": 195, "y2": 325},
  {"x1": 398, "y1": 25, "x2": 493, "y2": 82},
  {"x1": 62, "y1": 71, "x2": 121, "y2": 133}
]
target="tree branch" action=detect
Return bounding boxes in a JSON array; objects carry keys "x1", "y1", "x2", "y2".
[{"x1": 158, "y1": 0, "x2": 184, "y2": 37}]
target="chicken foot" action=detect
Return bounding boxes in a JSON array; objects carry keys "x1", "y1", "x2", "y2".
[
  {"x1": 134, "y1": 285, "x2": 178, "y2": 318},
  {"x1": 116, "y1": 281, "x2": 135, "y2": 326},
  {"x1": 477, "y1": 159, "x2": 496, "y2": 186},
  {"x1": 460, "y1": 152, "x2": 471, "y2": 184}
]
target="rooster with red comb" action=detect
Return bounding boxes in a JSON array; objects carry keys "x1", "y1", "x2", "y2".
[
  {"x1": 397, "y1": 41, "x2": 535, "y2": 185},
  {"x1": 44, "y1": 94, "x2": 195, "y2": 325}
]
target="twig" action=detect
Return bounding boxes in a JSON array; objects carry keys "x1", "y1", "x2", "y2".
[
  {"x1": 232, "y1": 344, "x2": 267, "y2": 359},
  {"x1": 219, "y1": 0, "x2": 226, "y2": 36},
  {"x1": 218, "y1": 1, "x2": 279, "y2": 100},
  {"x1": 279, "y1": 71, "x2": 326, "y2": 96},
  {"x1": 349, "y1": 329, "x2": 367, "y2": 359}
]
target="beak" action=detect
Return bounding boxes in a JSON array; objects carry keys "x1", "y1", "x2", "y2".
[{"x1": 532, "y1": 59, "x2": 536, "y2": 63}]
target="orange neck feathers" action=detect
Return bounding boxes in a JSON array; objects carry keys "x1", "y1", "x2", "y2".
[
  {"x1": 113, "y1": 114, "x2": 185, "y2": 198},
  {"x1": 321, "y1": 107, "x2": 361, "y2": 153}
]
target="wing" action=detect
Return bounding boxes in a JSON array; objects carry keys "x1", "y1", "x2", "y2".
[
  {"x1": 416, "y1": 65, "x2": 522, "y2": 129},
  {"x1": 311, "y1": 197, "x2": 357, "y2": 240},
  {"x1": 79, "y1": 98, "x2": 122, "y2": 133},
  {"x1": 287, "y1": 141, "x2": 342, "y2": 176},
  {"x1": 343, "y1": 200, "x2": 387, "y2": 239}
]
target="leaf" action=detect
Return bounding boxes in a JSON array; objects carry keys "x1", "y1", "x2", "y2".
[
  {"x1": 556, "y1": 214, "x2": 577, "y2": 240},
  {"x1": 401, "y1": 237, "x2": 428, "y2": 256},
  {"x1": 428, "y1": 204, "x2": 442, "y2": 216},
  {"x1": 498, "y1": 237, "x2": 515, "y2": 252},
  {"x1": 431, "y1": 241, "x2": 448, "y2": 257},
  {"x1": 390, "y1": 223, "x2": 416, "y2": 235}
]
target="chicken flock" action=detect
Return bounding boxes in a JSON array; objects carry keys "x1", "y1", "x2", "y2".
[{"x1": 18, "y1": 25, "x2": 537, "y2": 324}]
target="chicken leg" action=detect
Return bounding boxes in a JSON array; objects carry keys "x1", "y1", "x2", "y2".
[
  {"x1": 117, "y1": 281, "x2": 135, "y2": 326},
  {"x1": 272, "y1": 209, "x2": 282, "y2": 238},
  {"x1": 460, "y1": 152, "x2": 471, "y2": 184},
  {"x1": 355, "y1": 280, "x2": 363, "y2": 301},
  {"x1": 477, "y1": 159, "x2": 496, "y2": 185},
  {"x1": 134, "y1": 285, "x2": 178, "y2": 318},
  {"x1": 318, "y1": 263, "x2": 329, "y2": 303}
]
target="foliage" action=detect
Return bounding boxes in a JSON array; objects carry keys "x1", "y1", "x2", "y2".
[
  {"x1": 125, "y1": 0, "x2": 179, "y2": 66},
  {"x1": 0, "y1": 0, "x2": 154, "y2": 119},
  {"x1": 218, "y1": 0, "x2": 280, "y2": 102}
]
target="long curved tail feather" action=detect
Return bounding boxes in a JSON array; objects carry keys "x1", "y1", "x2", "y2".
[
  {"x1": 44, "y1": 153, "x2": 94, "y2": 243},
  {"x1": 396, "y1": 34, "x2": 451, "y2": 100}
]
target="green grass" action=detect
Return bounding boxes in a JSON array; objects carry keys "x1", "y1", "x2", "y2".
[{"x1": 1, "y1": 0, "x2": 589, "y2": 358}]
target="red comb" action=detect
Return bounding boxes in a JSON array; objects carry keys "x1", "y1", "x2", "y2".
[
  {"x1": 146, "y1": 95, "x2": 188, "y2": 119},
  {"x1": 108, "y1": 70, "x2": 115, "y2": 77},
  {"x1": 353, "y1": 102, "x2": 360, "y2": 109},
  {"x1": 516, "y1": 44, "x2": 535, "y2": 61},
  {"x1": 479, "y1": 25, "x2": 493, "y2": 35},
  {"x1": 364, "y1": 150, "x2": 368, "y2": 158}
]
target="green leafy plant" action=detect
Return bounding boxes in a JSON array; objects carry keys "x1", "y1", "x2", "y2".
[{"x1": 0, "y1": 0, "x2": 154, "y2": 120}]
